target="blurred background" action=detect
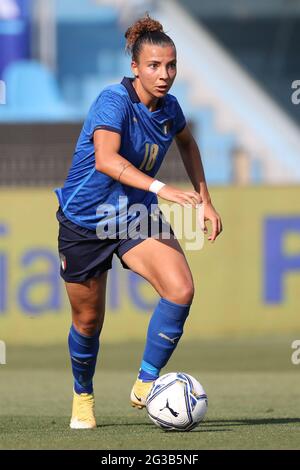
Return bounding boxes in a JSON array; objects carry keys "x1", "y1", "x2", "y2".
[
  {"x1": 0, "y1": 0, "x2": 299, "y2": 373},
  {"x1": 1, "y1": 0, "x2": 300, "y2": 450}
]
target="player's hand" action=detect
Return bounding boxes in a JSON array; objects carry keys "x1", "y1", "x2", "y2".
[
  {"x1": 198, "y1": 201, "x2": 223, "y2": 243},
  {"x1": 157, "y1": 185, "x2": 202, "y2": 208}
]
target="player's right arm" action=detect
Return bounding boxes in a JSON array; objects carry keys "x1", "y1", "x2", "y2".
[{"x1": 94, "y1": 129, "x2": 202, "y2": 208}]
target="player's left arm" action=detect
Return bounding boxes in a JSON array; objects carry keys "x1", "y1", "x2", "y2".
[{"x1": 175, "y1": 124, "x2": 223, "y2": 242}]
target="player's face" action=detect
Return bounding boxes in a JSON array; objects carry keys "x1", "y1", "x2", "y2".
[{"x1": 131, "y1": 43, "x2": 177, "y2": 99}]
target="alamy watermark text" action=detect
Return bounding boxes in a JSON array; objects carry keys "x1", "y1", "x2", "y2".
[
  {"x1": 0, "y1": 341, "x2": 6, "y2": 364},
  {"x1": 291, "y1": 80, "x2": 300, "y2": 105},
  {"x1": 0, "y1": 80, "x2": 6, "y2": 105},
  {"x1": 291, "y1": 340, "x2": 300, "y2": 365}
]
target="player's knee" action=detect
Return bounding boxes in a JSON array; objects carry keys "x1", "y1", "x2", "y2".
[
  {"x1": 72, "y1": 311, "x2": 102, "y2": 336},
  {"x1": 177, "y1": 283, "x2": 194, "y2": 305},
  {"x1": 76, "y1": 321, "x2": 101, "y2": 337},
  {"x1": 163, "y1": 281, "x2": 194, "y2": 305}
]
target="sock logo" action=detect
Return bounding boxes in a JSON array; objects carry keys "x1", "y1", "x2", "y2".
[
  {"x1": 160, "y1": 399, "x2": 179, "y2": 417},
  {"x1": 158, "y1": 333, "x2": 180, "y2": 344},
  {"x1": 71, "y1": 356, "x2": 91, "y2": 366}
]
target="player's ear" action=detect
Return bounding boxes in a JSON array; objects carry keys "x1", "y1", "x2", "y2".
[{"x1": 131, "y1": 61, "x2": 139, "y2": 78}]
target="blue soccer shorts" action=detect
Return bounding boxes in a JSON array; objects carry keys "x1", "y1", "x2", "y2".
[{"x1": 56, "y1": 206, "x2": 174, "y2": 283}]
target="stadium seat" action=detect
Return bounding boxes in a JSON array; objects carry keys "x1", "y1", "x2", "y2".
[
  {"x1": 200, "y1": 133, "x2": 235, "y2": 185},
  {"x1": 117, "y1": 52, "x2": 132, "y2": 77},
  {"x1": 250, "y1": 158, "x2": 263, "y2": 184},
  {"x1": 55, "y1": 0, "x2": 118, "y2": 23},
  {"x1": 0, "y1": 60, "x2": 77, "y2": 122},
  {"x1": 170, "y1": 81, "x2": 189, "y2": 106},
  {"x1": 187, "y1": 107, "x2": 215, "y2": 136},
  {"x1": 81, "y1": 76, "x2": 115, "y2": 114}
]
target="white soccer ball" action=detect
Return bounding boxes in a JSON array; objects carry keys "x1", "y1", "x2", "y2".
[{"x1": 146, "y1": 372, "x2": 208, "y2": 431}]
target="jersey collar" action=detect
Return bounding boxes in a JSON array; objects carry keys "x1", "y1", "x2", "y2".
[
  {"x1": 121, "y1": 76, "x2": 164, "y2": 110},
  {"x1": 121, "y1": 77, "x2": 140, "y2": 103}
]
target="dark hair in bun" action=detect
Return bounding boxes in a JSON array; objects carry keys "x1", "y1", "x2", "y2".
[{"x1": 125, "y1": 13, "x2": 175, "y2": 62}]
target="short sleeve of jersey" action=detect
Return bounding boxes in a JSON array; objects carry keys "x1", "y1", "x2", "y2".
[
  {"x1": 85, "y1": 90, "x2": 127, "y2": 139},
  {"x1": 174, "y1": 99, "x2": 186, "y2": 134}
]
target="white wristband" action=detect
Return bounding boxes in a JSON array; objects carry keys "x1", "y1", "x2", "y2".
[{"x1": 149, "y1": 180, "x2": 166, "y2": 194}]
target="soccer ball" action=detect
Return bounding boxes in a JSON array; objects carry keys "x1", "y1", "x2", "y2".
[{"x1": 146, "y1": 372, "x2": 208, "y2": 431}]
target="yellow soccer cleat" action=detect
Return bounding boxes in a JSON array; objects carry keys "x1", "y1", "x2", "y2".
[
  {"x1": 70, "y1": 390, "x2": 97, "y2": 429},
  {"x1": 130, "y1": 378, "x2": 154, "y2": 409}
]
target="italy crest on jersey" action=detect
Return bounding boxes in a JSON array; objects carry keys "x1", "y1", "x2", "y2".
[
  {"x1": 162, "y1": 119, "x2": 173, "y2": 135},
  {"x1": 59, "y1": 253, "x2": 67, "y2": 271}
]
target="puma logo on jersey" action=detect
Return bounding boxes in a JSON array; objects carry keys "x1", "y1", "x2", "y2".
[{"x1": 158, "y1": 333, "x2": 180, "y2": 344}]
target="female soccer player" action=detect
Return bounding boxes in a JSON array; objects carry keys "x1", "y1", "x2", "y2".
[{"x1": 55, "y1": 14, "x2": 222, "y2": 429}]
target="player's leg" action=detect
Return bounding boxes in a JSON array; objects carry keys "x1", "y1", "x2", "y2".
[
  {"x1": 122, "y1": 235, "x2": 194, "y2": 303},
  {"x1": 66, "y1": 272, "x2": 108, "y2": 428},
  {"x1": 121, "y1": 235, "x2": 194, "y2": 407},
  {"x1": 66, "y1": 272, "x2": 108, "y2": 336}
]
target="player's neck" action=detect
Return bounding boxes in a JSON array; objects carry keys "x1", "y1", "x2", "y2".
[{"x1": 133, "y1": 79, "x2": 159, "y2": 112}]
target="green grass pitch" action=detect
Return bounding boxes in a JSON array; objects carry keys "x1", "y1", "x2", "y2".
[{"x1": 0, "y1": 336, "x2": 300, "y2": 450}]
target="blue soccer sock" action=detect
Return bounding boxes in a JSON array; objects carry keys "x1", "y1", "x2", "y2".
[
  {"x1": 68, "y1": 324, "x2": 100, "y2": 394},
  {"x1": 138, "y1": 297, "x2": 191, "y2": 382}
]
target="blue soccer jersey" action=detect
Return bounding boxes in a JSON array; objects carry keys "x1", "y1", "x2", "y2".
[{"x1": 54, "y1": 77, "x2": 186, "y2": 235}]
